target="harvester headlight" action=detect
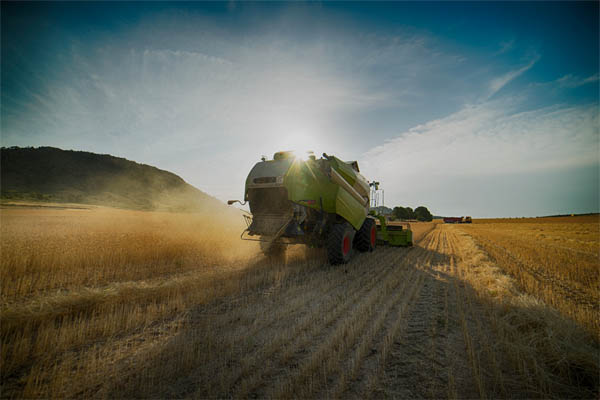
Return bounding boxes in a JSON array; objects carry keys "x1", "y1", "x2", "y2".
[{"x1": 276, "y1": 176, "x2": 284, "y2": 184}]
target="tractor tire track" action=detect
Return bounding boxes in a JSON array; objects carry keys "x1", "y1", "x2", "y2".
[
  {"x1": 114, "y1": 224, "x2": 504, "y2": 400},
  {"x1": 374, "y1": 225, "x2": 484, "y2": 399},
  {"x1": 310, "y1": 229, "x2": 439, "y2": 399},
  {"x1": 283, "y1": 245, "x2": 435, "y2": 399},
  {"x1": 326, "y1": 254, "x2": 429, "y2": 399},
  {"x1": 222, "y1": 229, "x2": 436, "y2": 398},
  {"x1": 170, "y1": 246, "x2": 416, "y2": 398},
  {"x1": 229, "y1": 228, "x2": 438, "y2": 399},
  {"x1": 230, "y1": 248, "x2": 412, "y2": 398}
]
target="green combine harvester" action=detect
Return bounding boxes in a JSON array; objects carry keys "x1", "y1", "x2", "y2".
[{"x1": 228, "y1": 151, "x2": 412, "y2": 264}]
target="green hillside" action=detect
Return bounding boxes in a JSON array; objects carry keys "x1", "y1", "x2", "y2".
[{"x1": 1, "y1": 146, "x2": 224, "y2": 212}]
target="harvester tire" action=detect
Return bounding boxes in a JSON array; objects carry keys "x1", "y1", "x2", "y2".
[
  {"x1": 354, "y1": 217, "x2": 376, "y2": 252},
  {"x1": 327, "y1": 223, "x2": 355, "y2": 264}
]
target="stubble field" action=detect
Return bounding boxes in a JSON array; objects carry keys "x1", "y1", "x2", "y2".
[{"x1": 1, "y1": 205, "x2": 598, "y2": 398}]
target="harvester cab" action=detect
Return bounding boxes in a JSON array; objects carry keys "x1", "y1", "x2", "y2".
[{"x1": 228, "y1": 151, "x2": 412, "y2": 264}]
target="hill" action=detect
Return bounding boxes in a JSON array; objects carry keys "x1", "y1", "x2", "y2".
[{"x1": 0, "y1": 146, "x2": 225, "y2": 212}]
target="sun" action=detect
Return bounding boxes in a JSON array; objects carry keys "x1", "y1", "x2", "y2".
[{"x1": 276, "y1": 134, "x2": 320, "y2": 160}]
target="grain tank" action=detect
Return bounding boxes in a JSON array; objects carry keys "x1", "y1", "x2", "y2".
[{"x1": 229, "y1": 151, "x2": 375, "y2": 264}]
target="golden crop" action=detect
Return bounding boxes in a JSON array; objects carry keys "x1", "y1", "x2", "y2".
[
  {"x1": 457, "y1": 215, "x2": 599, "y2": 335},
  {"x1": 1, "y1": 206, "x2": 597, "y2": 399},
  {"x1": 1, "y1": 205, "x2": 261, "y2": 397}
]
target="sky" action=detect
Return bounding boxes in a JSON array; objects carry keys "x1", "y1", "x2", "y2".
[{"x1": 1, "y1": 1, "x2": 598, "y2": 217}]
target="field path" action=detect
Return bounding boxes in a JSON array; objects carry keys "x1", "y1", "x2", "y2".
[
  {"x1": 341, "y1": 226, "x2": 484, "y2": 399},
  {"x1": 106, "y1": 224, "x2": 504, "y2": 399}
]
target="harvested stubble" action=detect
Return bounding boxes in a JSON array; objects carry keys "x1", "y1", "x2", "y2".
[{"x1": 1, "y1": 206, "x2": 598, "y2": 399}]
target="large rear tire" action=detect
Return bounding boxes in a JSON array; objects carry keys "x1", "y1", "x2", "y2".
[
  {"x1": 354, "y1": 217, "x2": 377, "y2": 252},
  {"x1": 327, "y1": 223, "x2": 355, "y2": 264}
]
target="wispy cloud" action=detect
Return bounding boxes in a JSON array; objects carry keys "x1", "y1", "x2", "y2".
[
  {"x1": 494, "y1": 39, "x2": 515, "y2": 55},
  {"x1": 555, "y1": 72, "x2": 600, "y2": 88},
  {"x1": 361, "y1": 99, "x2": 598, "y2": 215},
  {"x1": 363, "y1": 100, "x2": 598, "y2": 176},
  {"x1": 2, "y1": 3, "x2": 597, "y2": 217},
  {"x1": 1, "y1": 12, "x2": 479, "y2": 199},
  {"x1": 487, "y1": 55, "x2": 540, "y2": 99}
]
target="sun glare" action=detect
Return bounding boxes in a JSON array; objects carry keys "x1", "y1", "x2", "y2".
[{"x1": 276, "y1": 134, "x2": 320, "y2": 161}]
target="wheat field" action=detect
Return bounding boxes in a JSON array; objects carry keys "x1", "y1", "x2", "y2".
[
  {"x1": 1, "y1": 205, "x2": 598, "y2": 398},
  {"x1": 456, "y1": 216, "x2": 599, "y2": 335}
]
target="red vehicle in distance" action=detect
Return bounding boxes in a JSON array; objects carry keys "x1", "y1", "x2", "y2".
[{"x1": 443, "y1": 216, "x2": 472, "y2": 224}]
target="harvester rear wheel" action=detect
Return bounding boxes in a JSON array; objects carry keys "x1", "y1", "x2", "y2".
[
  {"x1": 354, "y1": 217, "x2": 376, "y2": 252},
  {"x1": 327, "y1": 222, "x2": 355, "y2": 264}
]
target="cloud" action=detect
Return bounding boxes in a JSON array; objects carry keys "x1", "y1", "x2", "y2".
[
  {"x1": 2, "y1": 4, "x2": 596, "y2": 217},
  {"x1": 1, "y1": 11, "x2": 480, "y2": 201},
  {"x1": 487, "y1": 55, "x2": 539, "y2": 98},
  {"x1": 363, "y1": 100, "x2": 598, "y2": 176},
  {"x1": 494, "y1": 39, "x2": 515, "y2": 55},
  {"x1": 361, "y1": 99, "x2": 599, "y2": 214},
  {"x1": 555, "y1": 72, "x2": 600, "y2": 88}
]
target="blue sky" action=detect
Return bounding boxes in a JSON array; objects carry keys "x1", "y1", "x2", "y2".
[{"x1": 2, "y1": 1, "x2": 598, "y2": 217}]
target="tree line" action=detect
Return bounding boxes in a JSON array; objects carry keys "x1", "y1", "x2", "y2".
[{"x1": 391, "y1": 206, "x2": 433, "y2": 222}]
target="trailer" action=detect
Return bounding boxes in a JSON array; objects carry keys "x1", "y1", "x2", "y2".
[{"x1": 443, "y1": 217, "x2": 463, "y2": 224}]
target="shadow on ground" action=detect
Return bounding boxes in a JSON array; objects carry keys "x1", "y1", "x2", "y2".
[{"x1": 101, "y1": 243, "x2": 599, "y2": 399}]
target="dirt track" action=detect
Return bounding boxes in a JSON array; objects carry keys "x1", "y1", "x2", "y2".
[{"x1": 106, "y1": 224, "x2": 507, "y2": 399}]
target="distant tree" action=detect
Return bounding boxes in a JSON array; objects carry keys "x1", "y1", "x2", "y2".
[
  {"x1": 392, "y1": 206, "x2": 416, "y2": 220},
  {"x1": 392, "y1": 206, "x2": 406, "y2": 220},
  {"x1": 392, "y1": 206, "x2": 433, "y2": 221},
  {"x1": 414, "y1": 206, "x2": 433, "y2": 222}
]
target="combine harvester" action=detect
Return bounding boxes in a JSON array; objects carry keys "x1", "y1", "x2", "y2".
[{"x1": 228, "y1": 151, "x2": 411, "y2": 264}]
